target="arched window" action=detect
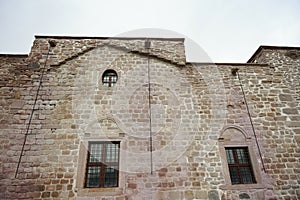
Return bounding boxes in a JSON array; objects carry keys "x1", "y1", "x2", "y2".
[{"x1": 102, "y1": 70, "x2": 118, "y2": 87}]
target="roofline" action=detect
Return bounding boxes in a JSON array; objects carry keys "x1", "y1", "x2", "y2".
[
  {"x1": 0, "y1": 54, "x2": 28, "y2": 57},
  {"x1": 187, "y1": 62, "x2": 269, "y2": 67},
  {"x1": 248, "y1": 45, "x2": 300, "y2": 63},
  {"x1": 51, "y1": 43, "x2": 185, "y2": 68},
  {"x1": 34, "y1": 35, "x2": 185, "y2": 41}
]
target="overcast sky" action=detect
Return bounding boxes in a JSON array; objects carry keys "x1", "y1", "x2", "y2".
[{"x1": 0, "y1": 0, "x2": 300, "y2": 62}]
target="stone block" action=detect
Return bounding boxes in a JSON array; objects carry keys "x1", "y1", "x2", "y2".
[
  {"x1": 279, "y1": 94, "x2": 293, "y2": 101},
  {"x1": 208, "y1": 190, "x2": 219, "y2": 200},
  {"x1": 195, "y1": 190, "x2": 208, "y2": 199},
  {"x1": 184, "y1": 190, "x2": 194, "y2": 200},
  {"x1": 10, "y1": 100, "x2": 25, "y2": 108},
  {"x1": 169, "y1": 191, "x2": 182, "y2": 199},
  {"x1": 239, "y1": 193, "x2": 250, "y2": 199},
  {"x1": 282, "y1": 108, "x2": 298, "y2": 114},
  {"x1": 41, "y1": 191, "x2": 50, "y2": 198}
]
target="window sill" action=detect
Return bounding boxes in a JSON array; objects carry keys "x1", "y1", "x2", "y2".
[
  {"x1": 220, "y1": 183, "x2": 265, "y2": 190},
  {"x1": 76, "y1": 187, "x2": 123, "y2": 196}
]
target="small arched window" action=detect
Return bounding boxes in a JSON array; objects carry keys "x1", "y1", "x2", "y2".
[{"x1": 102, "y1": 70, "x2": 118, "y2": 87}]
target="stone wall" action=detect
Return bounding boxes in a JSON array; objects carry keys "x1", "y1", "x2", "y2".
[
  {"x1": 0, "y1": 37, "x2": 299, "y2": 200},
  {"x1": 248, "y1": 47, "x2": 300, "y2": 199}
]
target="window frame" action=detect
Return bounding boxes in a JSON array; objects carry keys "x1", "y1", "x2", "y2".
[
  {"x1": 76, "y1": 138, "x2": 125, "y2": 197},
  {"x1": 225, "y1": 147, "x2": 256, "y2": 185},
  {"x1": 218, "y1": 126, "x2": 264, "y2": 190},
  {"x1": 219, "y1": 144, "x2": 264, "y2": 190},
  {"x1": 102, "y1": 70, "x2": 118, "y2": 87},
  {"x1": 84, "y1": 141, "x2": 120, "y2": 188}
]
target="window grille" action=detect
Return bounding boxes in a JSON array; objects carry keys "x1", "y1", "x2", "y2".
[
  {"x1": 85, "y1": 142, "x2": 120, "y2": 188},
  {"x1": 225, "y1": 147, "x2": 256, "y2": 184},
  {"x1": 102, "y1": 70, "x2": 118, "y2": 87}
]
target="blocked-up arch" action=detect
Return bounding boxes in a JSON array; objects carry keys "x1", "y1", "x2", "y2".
[{"x1": 219, "y1": 125, "x2": 251, "y2": 142}]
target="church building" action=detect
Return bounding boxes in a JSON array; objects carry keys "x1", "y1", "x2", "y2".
[{"x1": 0, "y1": 36, "x2": 299, "y2": 199}]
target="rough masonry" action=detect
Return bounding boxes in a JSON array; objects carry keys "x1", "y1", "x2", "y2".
[{"x1": 0, "y1": 36, "x2": 299, "y2": 200}]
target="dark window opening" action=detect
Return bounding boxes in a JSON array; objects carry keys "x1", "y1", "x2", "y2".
[
  {"x1": 102, "y1": 70, "x2": 118, "y2": 87},
  {"x1": 225, "y1": 147, "x2": 256, "y2": 184},
  {"x1": 85, "y1": 142, "x2": 120, "y2": 188}
]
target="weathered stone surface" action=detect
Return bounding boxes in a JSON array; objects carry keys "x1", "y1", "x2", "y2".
[
  {"x1": 279, "y1": 94, "x2": 293, "y2": 101},
  {"x1": 195, "y1": 190, "x2": 208, "y2": 199},
  {"x1": 0, "y1": 37, "x2": 299, "y2": 200},
  {"x1": 295, "y1": 135, "x2": 300, "y2": 144},
  {"x1": 283, "y1": 108, "x2": 298, "y2": 114},
  {"x1": 208, "y1": 190, "x2": 219, "y2": 200},
  {"x1": 239, "y1": 193, "x2": 250, "y2": 199},
  {"x1": 184, "y1": 190, "x2": 194, "y2": 199},
  {"x1": 41, "y1": 192, "x2": 50, "y2": 198}
]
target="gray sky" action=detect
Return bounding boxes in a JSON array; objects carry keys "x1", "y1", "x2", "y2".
[{"x1": 0, "y1": 0, "x2": 300, "y2": 62}]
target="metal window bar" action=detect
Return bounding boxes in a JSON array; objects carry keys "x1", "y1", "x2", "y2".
[
  {"x1": 225, "y1": 147, "x2": 256, "y2": 184},
  {"x1": 85, "y1": 142, "x2": 120, "y2": 188},
  {"x1": 103, "y1": 71, "x2": 117, "y2": 87}
]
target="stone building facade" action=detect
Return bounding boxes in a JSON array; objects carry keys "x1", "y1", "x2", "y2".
[{"x1": 0, "y1": 36, "x2": 299, "y2": 200}]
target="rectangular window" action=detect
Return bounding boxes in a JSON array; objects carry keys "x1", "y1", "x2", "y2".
[
  {"x1": 85, "y1": 142, "x2": 120, "y2": 188},
  {"x1": 225, "y1": 147, "x2": 256, "y2": 184}
]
